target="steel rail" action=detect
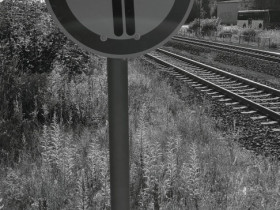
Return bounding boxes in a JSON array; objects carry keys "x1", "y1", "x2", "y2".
[
  {"x1": 172, "y1": 36, "x2": 280, "y2": 63},
  {"x1": 145, "y1": 51, "x2": 280, "y2": 122},
  {"x1": 157, "y1": 48, "x2": 280, "y2": 98},
  {"x1": 174, "y1": 35, "x2": 280, "y2": 57}
]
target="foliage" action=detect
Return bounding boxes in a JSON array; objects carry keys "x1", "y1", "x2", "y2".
[
  {"x1": 187, "y1": 0, "x2": 200, "y2": 22},
  {"x1": 0, "y1": 0, "x2": 65, "y2": 74},
  {"x1": 1, "y1": 1, "x2": 280, "y2": 209},
  {"x1": 241, "y1": 28, "x2": 257, "y2": 37},
  {"x1": 270, "y1": 42, "x2": 278, "y2": 49},
  {"x1": 187, "y1": 0, "x2": 280, "y2": 24},
  {"x1": 201, "y1": 18, "x2": 220, "y2": 36},
  {"x1": 218, "y1": 30, "x2": 233, "y2": 38},
  {"x1": 201, "y1": 0, "x2": 211, "y2": 18},
  {"x1": 1, "y1": 54, "x2": 280, "y2": 209},
  {"x1": 187, "y1": 0, "x2": 212, "y2": 22},
  {"x1": 259, "y1": 29, "x2": 280, "y2": 47},
  {"x1": 188, "y1": 18, "x2": 220, "y2": 36},
  {"x1": 0, "y1": 0, "x2": 103, "y2": 159},
  {"x1": 253, "y1": 0, "x2": 280, "y2": 10},
  {"x1": 188, "y1": 19, "x2": 200, "y2": 32}
]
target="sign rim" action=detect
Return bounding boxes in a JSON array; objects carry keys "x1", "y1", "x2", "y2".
[{"x1": 46, "y1": 0, "x2": 194, "y2": 58}]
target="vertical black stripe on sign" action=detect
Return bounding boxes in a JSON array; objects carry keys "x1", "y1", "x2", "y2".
[
  {"x1": 125, "y1": 0, "x2": 135, "y2": 36},
  {"x1": 112, "y1": 0, "x2": 124, "y2": 36}
]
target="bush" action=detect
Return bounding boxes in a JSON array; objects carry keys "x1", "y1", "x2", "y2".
[
  {"x1": 241, "y1": 28, "x2": 256, "y2": 41},
  {"x1": 218, "y1": 30, "x2": 233, "y2": 38},
  {"x1": 242, "y1": 28, "x2": 256, "y2": 37},
  {"x1": 188, "y1": 19, "x2": 200, "y2": 32},
  {"x1": 188, "y1": 18, "x2": 220, "y2": 36},
  {"x1": 201, "y1": 18, "x2": 220, "y2": 36},
  {"x1": 270, "y1": 42, "x2": 278, "y2": 49}
]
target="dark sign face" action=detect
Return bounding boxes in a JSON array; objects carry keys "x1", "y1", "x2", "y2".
[{"x1": 46, "y1": 0, "x2": 193, "y2": 58}]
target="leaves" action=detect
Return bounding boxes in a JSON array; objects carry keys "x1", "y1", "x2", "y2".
[{"x1": 180, "y1": 142, "x2": 201, "y2": 198}]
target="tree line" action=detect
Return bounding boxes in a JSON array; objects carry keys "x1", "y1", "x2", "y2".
[{"x1": 187, "y1": 0, "x2": 280, "y2": 22}]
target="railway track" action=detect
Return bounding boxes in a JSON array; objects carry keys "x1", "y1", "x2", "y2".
[
  {"x1": 145, "y1": 48, "x2": 280, "y2": 132},
  {"x1": 172, "y1": 36, "x2": 280, "y2": 63}
]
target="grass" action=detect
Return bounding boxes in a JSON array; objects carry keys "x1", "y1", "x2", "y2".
[
  {"x1": 259, "y1": 29, "x2": 280, "y2": 47},
  {"x1": 1, "y1": 56, "x2": 280, "y2": 209},
  {"x1": 129, "y1": 59, "x2": 280, "y2": 209},
  {"x1": 179, "y1": 24, "x2": 280, "y2": 50},
  {"x1": 1, "y1": 2, "x2": 278, "y2": 209}
]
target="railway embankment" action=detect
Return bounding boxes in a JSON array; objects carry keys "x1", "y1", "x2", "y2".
[
  {"x1": 143, "y1": 54, "x2": 280, "y2": 158},
  {"x1": 131, "y1": 57, "x2": 280, "y2": 209}
]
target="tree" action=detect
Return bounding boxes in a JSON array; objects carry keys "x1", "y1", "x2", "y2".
[
  {"x1": 187, "y1": 0, "x2": 211, "y2": 23},
  {"x1": 0, "y1": 0, "x2": 67, "y2": 160},
  {"x1": 187, "y1": 0, "x2": 200, "y2": 22},
  {"x1": 254, "y1": 0, "x2": 280, "y2": 9},
  {"x1": 201, "y1": 0, "x2": 211, "y2": 18}
]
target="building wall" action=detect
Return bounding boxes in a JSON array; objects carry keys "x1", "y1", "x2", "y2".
[
  {"x1": 217, "y1": 1, "x2": 241, "y2": 25},
  {"x1": 217, "y1": 0, "x2": 254, "y2": 25}
]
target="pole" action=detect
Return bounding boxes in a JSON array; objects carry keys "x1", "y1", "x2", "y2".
[{"x1": 107, "y1": 58, "x2": 130, "y2": 210}]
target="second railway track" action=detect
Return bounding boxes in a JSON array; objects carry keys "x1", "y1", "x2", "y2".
[
  {"x1": 172, "y1": 35, "x2": 280, "y2": 63},
  {"x1": 145, "y1": 48, "x2": 280, "y2": 132}
]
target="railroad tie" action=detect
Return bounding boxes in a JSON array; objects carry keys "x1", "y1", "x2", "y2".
[
  {"x1": 238, "y1": 91, "x2": 263, "y2": 95},
  {"x1": 255, "y1": 97, "x2": 280, "y2": 102},
  {"x1": 227, "y1": 85, "x2": 249, "y2": 90},
  {"x1": 218, "y1": 98, "x2": 232, "y2": 102},
  {"x1": 268, "y1": 106, "x2": 280, "y2": 110},
  {"x1": 200, "y1": 89, "x2": 213, "y2": 92},
  {"x1": 212, "y1": 95, "x2": 224, "y2": 99},
  {"x1": 250, "y1": 115, "x2": 267, "y2": 121},
  {"x1": 232, "y1": 106, "x2": 247, "y2": 110},
  {"x1": 182, "y1": 79, "x2": 193, "y2": 82},
  {"x1": 260, "y1": 121, "x2": 278, "y2": 126},
  {"x1": 235, "y1": 88, "x2": 256, "y2": 92},
  {"x1": 225, "y1": 102, "x2": 239, "y2": 106},
  {"x1": 195, "y1": 86, "x2": 208, "y2": 90},
  {"x1": 192, "y1": 84, "x2": 203, "y2": 87},
  {"x1": 272, "y1": 128, "x2": 280, "y2": 132},
  {"x1": 246, "y1": 94, "x2": 272, "y2": 98},
  {"x1": 241, "y1": 110, "x2": 257, "y2": 114},
  {"x1": 267, "y1": 102, "x2": 280, "y2": 105},
  {"x1": 206, "y1": 92, "x2": 219, "y2": 95},
  {"x1": 187, "y1": 82, "x2": 199, "y2": 85},
  {"x1": 175, "y1": 75, "x2": 186, "y2": 79}
]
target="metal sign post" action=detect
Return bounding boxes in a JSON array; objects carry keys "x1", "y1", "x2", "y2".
[
  {"x1": 46, "y1": 0, "x2": 193, "y2": 209},
  {"x1": 107, "y1": 58, "x2": 129, "y2": 210}
]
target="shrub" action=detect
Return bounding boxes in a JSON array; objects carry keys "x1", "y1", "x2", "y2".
[
  {"x1": 218, "y1": 30, "x2": 233, "y2": 38},
  {"x1": 241, "y1": 28, "x2": 256, "y2": 41},
  {"x1": 201, "y1": 18, "x2": 220, "y2": 36},
  {"x1": 242, "y1": 28, "x2": 256, "y2": 37},
  {"x1": 269, "y1": 42, "x2": 278, "y2": 49},
  {"x1": 259, "y1": 29, "x2": 280, "y2": 46},
  {"x1": 188, "y1": 18, "x2": 220, "y2": 36},
  {"x1": 188, "y1": 19, "x2": 200, "y2": 32}
]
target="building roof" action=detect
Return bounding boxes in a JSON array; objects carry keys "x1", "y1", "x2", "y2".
[
  {"x1": 238, "y1": 9, "x2": 280, "y2": 13},
  {"x1": 218, "y1": 0, "x2": 242, "y2": 3}
]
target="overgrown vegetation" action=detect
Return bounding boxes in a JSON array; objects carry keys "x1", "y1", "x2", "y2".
[
  {"x1": 1, "y1": 1, "x2": 280, "y2": 209},
  {"x1": 188, "y1": 18, "x2": 220, "y2": 36},
  {"x1": 241, "y1": 28, "x2": 257, "y2": 41},
  {"x1": 259, "y1": 30, "x2": 280, "y2": 49},
  {"x1": 187, "y1": 0, "x2": 280, "y2": 23},
  {"x1": 188, "y1": 19, "x2": 200, "y2": 33},
  {"x1": 182, "y1": 22, "x2": 280, "y2": 49}
]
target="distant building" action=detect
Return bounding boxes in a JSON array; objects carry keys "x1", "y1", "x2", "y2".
[{"x1": 217, "y1": 0, "x2": 253, "y2": 25}]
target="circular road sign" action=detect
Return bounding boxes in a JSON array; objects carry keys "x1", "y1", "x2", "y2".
[{"x1": 46, "y1": 0, "x2": 194, "y2": 58}]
